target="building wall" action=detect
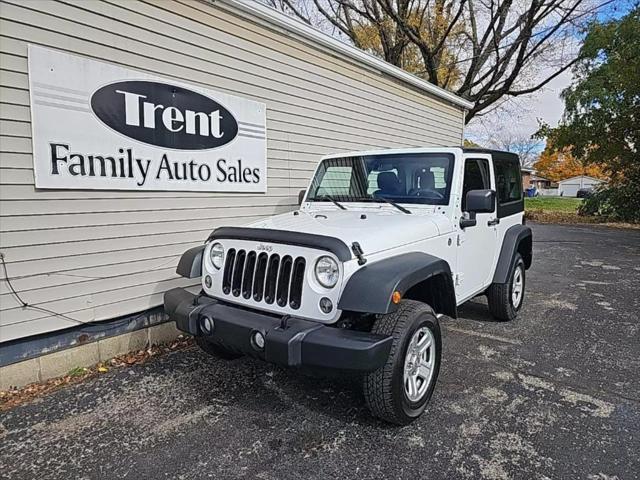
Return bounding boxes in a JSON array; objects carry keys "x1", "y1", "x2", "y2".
[
  {"x1": 0, "y1": 0, "x2": 465, "y2": 343},
  {"x1": 558, "y1": 177, "x2": 603, "y2": 197}
]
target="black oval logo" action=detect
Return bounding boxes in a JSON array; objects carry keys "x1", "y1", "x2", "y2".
[{"x1": 90, "y1": 81, "x2": 238, "y2": 150}]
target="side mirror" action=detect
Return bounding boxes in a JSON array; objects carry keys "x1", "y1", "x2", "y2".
[
  {"x1": 460, "y1": 189, "x2": 495, "y2": 229},
  {"x1": 298, "y1": 189, "x2": 307, "y2": 205},
  {"x1": 466, "y1": 189, "x2": 495, "y2": 213}
]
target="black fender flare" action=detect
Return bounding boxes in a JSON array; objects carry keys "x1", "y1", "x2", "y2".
[
  {"x1": 176, "y1": 245, "x2": 205, "y2": 278},
  {"x1": 492, "y1": 224, "x2": 533, "y2": 284},
  {"x1": 338, "y1": 252, "x2": 457, "y2": 317}
]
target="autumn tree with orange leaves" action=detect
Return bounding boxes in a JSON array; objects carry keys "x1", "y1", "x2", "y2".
[{"x1": 533, "y1": 146, "x2": 607, "y2": 183}]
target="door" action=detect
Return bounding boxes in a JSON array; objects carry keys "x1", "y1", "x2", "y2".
[
  {"x1": 456, "y1": 156, "x2": 498, "y2": 301},
  {"x1": 562, "y1": 182, "x2": 580, "y2": 197}
]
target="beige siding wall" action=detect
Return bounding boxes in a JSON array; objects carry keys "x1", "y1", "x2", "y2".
[{"x1": 0, "y1": 0, "x2": 464, "y2": 342}]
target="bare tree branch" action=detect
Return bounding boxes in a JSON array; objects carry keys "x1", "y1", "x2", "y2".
[{"x1": 267, "y1": 0, "x2": 609, "y2": 122}]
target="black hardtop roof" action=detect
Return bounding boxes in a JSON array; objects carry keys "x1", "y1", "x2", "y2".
[{"x1": 461, "y1": 147, "x2": 520, "y2": 162}]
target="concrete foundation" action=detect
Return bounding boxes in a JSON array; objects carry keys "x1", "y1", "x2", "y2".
[{"x1": 0, "y1": 322, "x2": 181, "y2": 391}]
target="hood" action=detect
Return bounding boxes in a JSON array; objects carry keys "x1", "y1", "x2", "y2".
[{"x1": 247, "y1": 207, "x2": 450, "y2": 255}]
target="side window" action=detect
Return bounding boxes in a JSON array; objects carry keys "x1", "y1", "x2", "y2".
[
  {"x1": 494, "y1": 159, "x2": 522, "y2": 204},
  {"x1": 462, "y1": 158, "x2": 491, "y2": 210}
]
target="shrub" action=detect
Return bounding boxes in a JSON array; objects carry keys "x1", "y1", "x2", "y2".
[{"x1": 578, "y1": 168, "x2": 640, "y2": 223}]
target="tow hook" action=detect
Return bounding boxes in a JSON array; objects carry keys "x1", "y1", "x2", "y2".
[{"x1": 351, "y1": 242, "x2": 367, "y2": 266}]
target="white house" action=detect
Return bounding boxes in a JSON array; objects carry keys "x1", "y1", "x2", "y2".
[{"x1": 558, "y1": 175, "x2": 605, "y2": 197}]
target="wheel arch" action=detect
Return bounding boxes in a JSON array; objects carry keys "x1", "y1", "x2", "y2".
[
  {"x1": 176, "y1": 245, "x2": 205, "y2": 278},
  {"x1": 492, "y1": 224, "x2": 532, "y2": 284},
  {"x1": 338, "y1": 252, "x2": 458, "y2": 318},
  {"x1": 403, "y1": 273, "x2": 457, "y2": 319}
]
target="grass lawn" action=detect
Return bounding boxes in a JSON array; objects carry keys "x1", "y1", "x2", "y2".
[
  {"x1": 525, "y1": 196, "x2": 583, "y2": 213},
  {"x1": 524, "y1": 196, "x2": 638, "y2": 228}
]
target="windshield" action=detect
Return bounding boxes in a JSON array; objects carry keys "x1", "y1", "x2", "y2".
[{"x1": 307, "y1": 153, "x2": 454, "y2": 206}]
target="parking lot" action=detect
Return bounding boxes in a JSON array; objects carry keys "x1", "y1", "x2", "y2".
[{"x1": 1, "y1": 223, "x2": 639, "y2": 480}]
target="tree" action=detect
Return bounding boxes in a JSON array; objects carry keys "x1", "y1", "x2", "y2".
[
  {"x1": 486, "y1": 131, "x2": 542, "y2": 166},
  {"x1": 463, "y1": 138, "x2": 482, "y2": 148},
  {"x1": 267, "y1": 0, "x2": 464, "y2": 82},
  {"x1": 533, "y1": 145, "x2": 607, "y2": 182},
  {"x1": 541, "y1": 5, "x2": 639, "y2": 221},
  {"x1": 543, "y1": 5, "x2": 639, "y2": 176},
  {"x1": 267, "y1": 0, "x2": 613, "y2": 123},
  {"x1": 466, "y1": 116, "x2": 544, "y2": 165},
  {"x1": 267, "y1": 0, "x2": 408, "y2": 65}
]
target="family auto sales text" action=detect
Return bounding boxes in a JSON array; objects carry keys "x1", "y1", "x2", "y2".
[{"x1": 49, "y1": 143, "x2": 262, "y2": 186}]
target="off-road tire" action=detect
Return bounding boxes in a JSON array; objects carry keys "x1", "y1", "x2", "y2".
[
  {"x1": 487, "y1": 253, "x2": 526, "y2": 321},
  {"x1": 363, "y1": 300, "x2": 441, "y2": 425},
  {"x1": 195, "y1": 337, "x2": 242, "y2": 360}
]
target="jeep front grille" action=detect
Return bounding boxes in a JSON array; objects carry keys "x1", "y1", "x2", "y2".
[{"x1": 222, "y1": 249, "x2": 306, "y2": 310}]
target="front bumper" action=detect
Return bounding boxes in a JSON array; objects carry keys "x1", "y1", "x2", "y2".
[{"x1": 164, "y1": 288, "x2": 392, "y2": 372}]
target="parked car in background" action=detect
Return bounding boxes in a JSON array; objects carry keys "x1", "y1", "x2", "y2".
[{"x1": 577, "y1": 187, "x2": 594, "y2": 198}]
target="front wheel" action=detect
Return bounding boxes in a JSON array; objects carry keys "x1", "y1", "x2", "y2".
[
  {"x1": 363, "y1": 300, "x2": 441, "y2": 425},
  {"x1": 487, "y1": 253, "x2": 526, "y2": 321}
]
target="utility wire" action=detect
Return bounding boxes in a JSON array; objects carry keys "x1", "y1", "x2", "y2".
[{"x1": 0, "y1": 252, "x2": 155, "y2": 330}]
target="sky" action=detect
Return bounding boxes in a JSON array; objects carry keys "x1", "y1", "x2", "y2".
[
  {"x1": 465, "y1": 0, "x2": 635, "y2": 156},
  {"x1": 464, "y1": 68, "x2": 571, "y2": 152}
]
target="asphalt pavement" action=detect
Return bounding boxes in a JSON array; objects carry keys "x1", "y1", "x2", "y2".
[{"x1": 1, "y1": 223, "x2": 639, "y2": 480}]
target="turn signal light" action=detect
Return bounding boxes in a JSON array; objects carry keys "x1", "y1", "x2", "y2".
[{"x1": 392, "y1": 291, "x2": 402, "y2": 304}]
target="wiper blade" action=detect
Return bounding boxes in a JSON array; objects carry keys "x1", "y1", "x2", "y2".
[
  {"x1": 319, "y1": 195, "x2": 347, "y2": 210},
  {"x1": 372, "y1": 196, "x2": 412, "y2": 214}
]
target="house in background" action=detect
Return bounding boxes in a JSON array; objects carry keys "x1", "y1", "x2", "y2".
[
  {"x1": 521, "y1": 167, "x2": 557, "y2": 195},
  {"x1": 529, "y1": 174, "x2": 554, "y2": 190},
  {"x1": 558, "y1": 175, "x2": 606, "y2": 197},
  {"x1": 521, "y1": 166, "x2": 534, "y2": 189}
]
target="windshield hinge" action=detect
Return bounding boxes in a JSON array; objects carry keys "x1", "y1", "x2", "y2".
[{"x1": 351, "y1": 242, "x2": 367, "y2": 266}]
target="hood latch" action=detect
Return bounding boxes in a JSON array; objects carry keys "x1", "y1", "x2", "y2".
[{"x1": 351, "y1": 242, "x2": 367, "y2": 266}]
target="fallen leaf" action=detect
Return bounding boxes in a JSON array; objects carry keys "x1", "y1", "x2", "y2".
[{"x1": 1, "y1": 335, "x2": 194, "y2": 411}]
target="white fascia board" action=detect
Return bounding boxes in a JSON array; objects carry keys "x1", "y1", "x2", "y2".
[{"x1": 217, "y1": 0, "x2": 474, "y2": 111}]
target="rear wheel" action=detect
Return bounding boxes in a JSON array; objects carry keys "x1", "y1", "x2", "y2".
[
  {"x1": 487, "y1": 253, "x2": 526, "y2": 321},
  {"x1": 363, "y1": 300, "x2": 441, "y2": 425},
  {"x1": 195, "y1": 337, "x2": 242, "y2": 360}
]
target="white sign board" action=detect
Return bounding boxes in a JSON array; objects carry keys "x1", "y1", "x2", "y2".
[{"x1": 28, "y1": 45, "x2": 267, "y2": 192}]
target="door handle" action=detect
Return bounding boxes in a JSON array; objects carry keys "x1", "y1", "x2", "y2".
[{"x1": 487, "y1": 218, "x2": 500, "y2": 226}]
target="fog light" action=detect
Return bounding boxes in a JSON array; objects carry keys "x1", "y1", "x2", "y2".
[
  {"x1": 200, "y1": 315, "x2": 215, "y2": 335},
  {"x1": 204, "y1": 275, "x2": 212, "y2": 288},
  {"x1": 252, "y1": 331, "x2": 265, "y2": 350},
  {"x1": 319, "y1": 297, "x2": 333, "y2": 314}
]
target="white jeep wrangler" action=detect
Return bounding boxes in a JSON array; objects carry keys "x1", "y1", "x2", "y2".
[{"x1": 164, "y1": 147, "x2": 532, "y2": 424}]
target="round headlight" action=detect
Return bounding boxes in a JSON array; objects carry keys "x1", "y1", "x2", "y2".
[
  {"x1": 315, "y1": 256, "x2": 339, "y2": 288},
  {"x1": 209, "y1": 242, "x2": 224, "y2": 269}
]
